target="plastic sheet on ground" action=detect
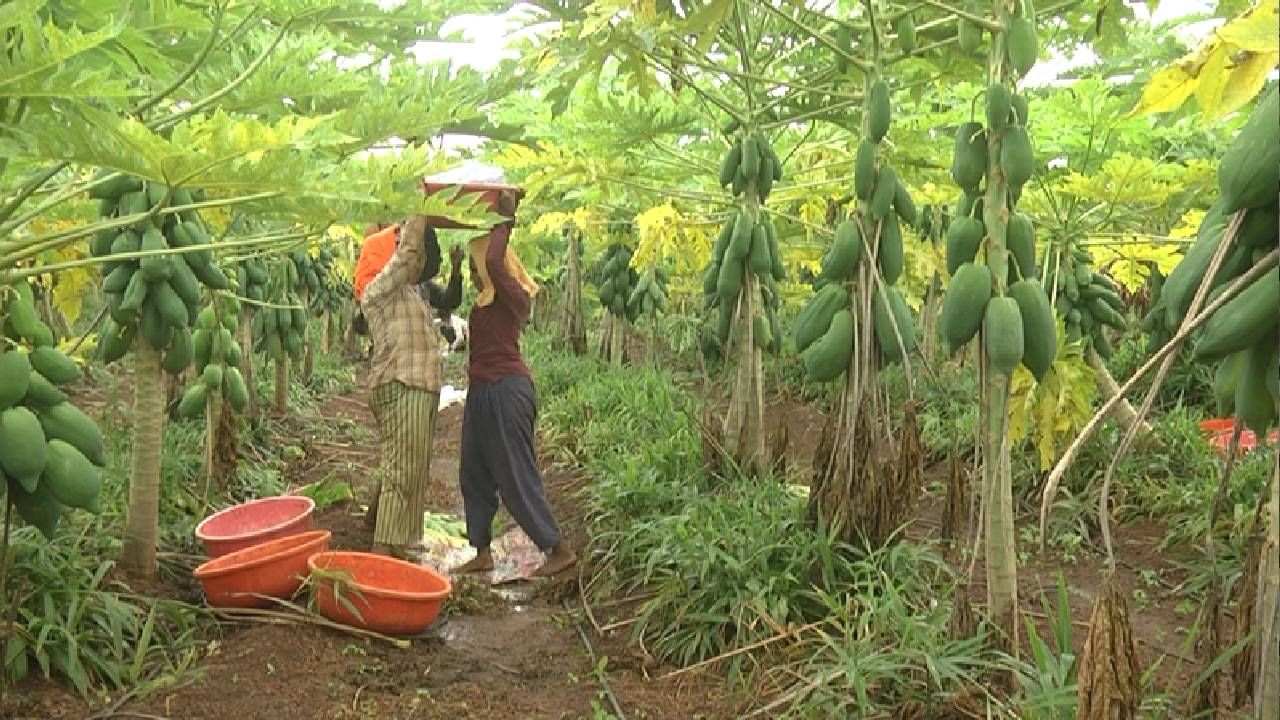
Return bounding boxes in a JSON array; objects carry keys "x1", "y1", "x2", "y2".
[
  {"x1": 417, "y1": 520, "x2": 544, "y2": 587},
  {"x1": 438, "y1": 384, "x2": 466, "y2": 411}
]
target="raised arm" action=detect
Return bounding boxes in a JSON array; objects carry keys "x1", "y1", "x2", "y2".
[
  {"x1": 484, "y1": 222, "x2": 530, "y2": 317},
  {"x1": 363, "y1": 215, "x2": 427, "y2": 304}
]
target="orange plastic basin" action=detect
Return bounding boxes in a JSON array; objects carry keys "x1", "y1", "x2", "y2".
[
  {"x1": 196, "y1": 495, "x2": 315, "y2": 557},
  {"x1": 1200, "y1": 418, "x2": 1279, "y2": 456},
  {"x1": 420, "y1": 181, "x2": 524, "y2": 229},
  {"x1": 193, "y1": 530, "x2": 332, "y2": 609},
  {"x1": 308, "y1": 551, "x2": 452, "y2": 635}
]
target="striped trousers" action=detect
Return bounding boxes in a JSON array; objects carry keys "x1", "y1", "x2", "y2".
[{"x1": 369, "y1": 381, "x2": 439, "y2": 549}]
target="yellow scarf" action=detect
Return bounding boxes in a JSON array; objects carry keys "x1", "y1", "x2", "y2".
[{"x1": 468, "y1": 234, "x2": 538, "y2": 307}]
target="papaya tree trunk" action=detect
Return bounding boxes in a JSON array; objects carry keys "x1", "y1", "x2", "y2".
[
  {"x1": 1087, "y1": 348, "x2": 1153, "y2": 438},
  {"x1": 239, "y1": 309, "x2": 257, "y2": 422},
  {"x1": 203, "y1": 392, "x2": 222, "y2": 500},
  {"x1": 121, "y1": 343, "x2": 163, "y2": 578},
  {"x1": 274, "y1": 357, "x2": 287, "y2": 413},
  {"x1": 1256, "y1": 459, "x2": 1280, "y2": 716},
  {"x1": 320, "y1": 310, "x2": 332, "y2": 354},
  {"x1": 722, "y1": 271, "x2": 767, "y2": 476},
  {"x1": 980, "y1": 0, "x2": 1019, "y2": 652},
  {"x1": 563, "y1": 230, "x2": 588, "y2": 356}
]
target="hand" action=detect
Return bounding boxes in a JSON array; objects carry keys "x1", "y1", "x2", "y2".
[
  {"x1": 449, "y1": 243, "x2": 465, "y2": 267},
  {"x1": 495, "y1": 189, "x2": 520, "y2": 218}
]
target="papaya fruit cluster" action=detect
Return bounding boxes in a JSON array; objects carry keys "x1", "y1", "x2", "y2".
[
  {"x1": 251, "y1": 260, "x2": 308, "y2": 364},
  {"x1": 958, "y1": 0, "x2": 1039, "y2": 79},
  {"x1": 1, "y1": 284, "x2": 106, "y2": 538},
  {"x1": 627, "y1": 267, "x2": 670, "y2": 319},
  {"x1": 718, "y1": 131, "x2": 784, "y2": 202},
  {"x1": 596, "y1": 244, "x2": 640, "y2": 320},
  {"x1": 234, "y1": 256, "x2": 270, "y2": 303},
  {"x1": 1043, "y1": 247, "x2": 1126, "y2": 358},
  {"x1": 701, "y1": 207, "x2": 785, "y2": 361},
  {"x1": 291, "y1": 248, "x2": 347, "y2": 316},
  {"x1": 1145, "y1": 87, "x2": 1279, "y2": 436},
  {"x1": 940, "y1": 77, "x2": 1058, "y2": 380},
  {"x1": 92, "y1": 176, "x2": 229, "y2": 368},
  {"x1": 177, "y1": 297, "x2": 250, "y2": 419},
  {"x1": 794, "y1": 78, "x2": 917, "y2": 382}
]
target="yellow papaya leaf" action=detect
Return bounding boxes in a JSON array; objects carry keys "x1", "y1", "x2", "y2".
[
  {"x1": 1219, "y1": 51, "x2": 1280, "y2": 118},
  {"x1": 1216, "y1": 1, "x2": 1279, "y2": 53},
  {"x1": 1195, "y1": 44, "x2": 1231, "y2": 119},
  {"x1": 1130, "y1": 63, "x2": 1198, "y2": 117}
]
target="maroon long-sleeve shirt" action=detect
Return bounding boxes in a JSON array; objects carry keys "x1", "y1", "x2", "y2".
[{"x1": 468, "y1": 223, "x2": 532, "y2": 385}]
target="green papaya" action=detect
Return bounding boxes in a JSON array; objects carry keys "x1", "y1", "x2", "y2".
[
  {"x1": 9, "y1": 480, "x2": 61, "y2": 540},
  {"x1": 1219, "y1": 85, "x2": 1279, "y2": 212},
  {"x1": 878, "y1": 215, "x2": 904, "y2": 284},
  {"x1": 119, "y1": 271, "x2": 149, "y2": 315},
  {"x1": 946, "y1": 217, "x2": 984, "y2": 275},
  {"x1": 719, "y1": 141, "x2": 743, "y2": 188},
  {"x1": 111, "y1": 230, "x2": 142, "y2": 256},
  {"x1": 717, "y1": 256, "x2": 744, "y2": 302},
  {"x1": 1006, "y1": 17, "x2": 1039, "y2": 75},
  {"x1": 6, "y1": 294, "x2": 42, "y2": 344},
  {"x1": 1213, "y1": 352, "x2": 1244, "y2": 416},
  {"x1": 1011, "y1": 95, "x2": 1030, "y2": 125},
  {"x1": 1194, "y1": 267, "x2": 1280, "y2": 362},
  {"x1": 854, "y1": 140, "x2": 877, "y2": 200},
  {"x1": 742, "y1": 134, "x2": 760, "y2": 180},
  {"x1": 99, "y1": 320, "x2": 134, "y2": 365},
  {"x1": 1001, "y1": 125, "x2": 1034, "y2": 187},
  {"x1": 193, "y1": 263, "x2": 230, "y2": 291},
  {"x1": 1008, "y1": 279, "x2": 1057, "y2": 381},
  {"x1": 41, "y1": 440, "x2": 101, "y2": 513},
  {"x1": 178, "y1": 383, "x2": 208, "y2": 419},
  {"x1": 749, "y1": 224, "x2": 772, "y2": 275},
  {"x1": 765, "y1": 217, "x2": 786, "y2": 282},
  {"x1": 984, "y1": 297, "x2": 1025, "y2": 376},
  {"x1": 22, "y1": 370, "x2": 67, "y2": 408},
  {"x1": 802, "y1": 309, "x2": 854, "y2": 382},
  {"x1": 139, "y1": 298, "x2": 173, "y2": 350},
  {"x1": 1006, "y1": 212, "x2": 1036, "y2": 280},
  {"x1": 795, "y1": 284, "x2": 849, "y2": 352},
  {"x1": 0, "y1": 407, "x2": 47, "y2": 482},
  {"x1": 867, "y1": 81, "x2": 891, "y2": 143},
  {"x1": 893, "y1": 179, "x2": 917, "y2": 227},
  {"x1": 1236, "y1": 340, "x2": 1278, "y2": 437},
  {"x1": 0, "y1": 350, "x2": 32, "y2": 410},
  {"x1": 873, "y1": 286, "x2": 916, "y2": 363},
  {"x1": 986, "y1": 83, "x2": 1012, "y2": 131},
  {"x1": 87, "y1": 172, "x2": 143, "y2": 201},
  {"x1": 958, "y1": 18, "x2": 982, "y2": 53},
  {"x1": 168, "y1": 253, "x2": 201, "y2": 306},
  {"x1": 37, "y1": 402, "x2": 105, "y2": 466},
  {"x1": 729, "y1": 211, "x2": 753, "y2": 260},
  {"x1": 163, "y1": 328, "x2": 193, "y2": 375},
  {"x1": 151, "y1": 281, "x2": 189, "y2": 328},
  {"x1": 871, "y1": 165, "x2": 898, "y2": 221},
  {"x1": 951, "y1": 122, "x2": 988, "y2": 191},
  {"x1": 103, "y1": 264, "x2": 135, "y2": 294},
  {"x1": 29, "y1": 347, "x2": 79, "y2": 385},
  {"x1": 202, "y1": 363, "x2": 224, "y2": 391},
  {"x1": 224, "y1": 367, "x2": 249, "y2": 411},
  {"x1": 823, "y1": 219, "x2": 863, "y2": 281},
  {"x1": 895, "y1": 13, "x2": 916, "y2": 53},
  {"x1": 941, "y1": 262, "x2": 993, "y2": 353},
  {"x1": 139, "y1": 228, "x2": 172, "y2": 282}
]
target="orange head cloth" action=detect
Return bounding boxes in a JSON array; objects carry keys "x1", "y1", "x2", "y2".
[
  {"x1": 353, "y1": 224, "x2": 399, "y2": 301},
  {"x1": 468, "y1": 233, "x2": 538, "y2": 308}
]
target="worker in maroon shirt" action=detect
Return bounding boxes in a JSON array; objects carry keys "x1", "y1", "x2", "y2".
[{"x1": 452, "y1": 189, "x2": 576, "y2": 578}]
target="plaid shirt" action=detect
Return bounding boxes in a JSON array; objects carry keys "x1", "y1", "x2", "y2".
[{"x1": 360, "y1": 216, "x2": 442, "y2": 392}]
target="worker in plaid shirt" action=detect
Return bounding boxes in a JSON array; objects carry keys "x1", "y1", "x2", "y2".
[{"x1": 359, "y1": 214, "x2": 449, "y2": 559}]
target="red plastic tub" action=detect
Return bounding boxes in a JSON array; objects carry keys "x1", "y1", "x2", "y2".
[
  {"x1": 1199, "y1": 418, "x2": 1279, "y2": 456},
  {"x1": 308, "y1": 551, "x2": 452, "y2": 635},
  {"x1": 196, "y1": 495, "x2": 316, "y2": 558},
  {"x1": 420, "y1": 181, "x2": 524, "y2": 229},
  {"x1": 193, "y1": 530, "x2": 332, "y2": 609}
]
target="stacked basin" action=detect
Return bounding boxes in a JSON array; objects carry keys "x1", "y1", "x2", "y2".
[{"x1": 191, "y1": 495, "x2": 452, "y2": 635}]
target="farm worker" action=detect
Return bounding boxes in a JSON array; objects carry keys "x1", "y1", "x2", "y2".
[
  {"x1": 354, "y1": 222, "x2": 398, "y2": 301},
  {"x1": 363, "y1": 234, "x2": 465, "y2": 536},
  {"x1": 452, "y1": 190, "x2": 577, "y2": 578},
  {"x1": 359, "y1": 214, "x2": 449, "y2": 559}
]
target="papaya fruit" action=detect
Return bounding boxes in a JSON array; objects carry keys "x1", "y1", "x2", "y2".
[
  {"x1": 795, "y1": 284, "x2": 849, "y2": 352},
  {"x1": 41, "y1": 440, "x2": 101, "y2": 513},
  {"x1": 168, "y1": 254, "x2": 201, "y2": 307},
  {"x1": 224, "y1": 367, "x2": 249, "y2": 411},
  {"x1": 146, "y1": 182, "x2": 169, "y2": 208},
  {"x1": 951, "y1": 122, "x2": 987, "y2": 191},
  {"x1": 103, "y1": 264, "x2": 134, "y2": 294},
  {"x1": 1091, "y1": 326, "x2": 1113, "y2": 360},
  {"x1": 1239, "y1": 203, "x2": 1279, "y2": 248},
  {"x1": 1218, "y1": 85, "x2": 1278, "y2": 212},
  {"x1": 1161, "y1": 200, "x2": 1229, "y2": 327},
  {"x1": 895, "y1": 14, "x2": 916, "y2": 53},
  {"x1": 984, "y1": 296, "x2": 1025, "y2": 376},
  {"x1": 867, "y1": 81, "x2": 891, "y2": 143},
  {"x1": 6, "y1": 294, "x2": 42, "y2": 344},
  {"x1": 0, "y1": 407, "x2": 47, "y2": 482},
  {"x1": 986, "y1": 83, "x2": 1012, "y2": 131},
  {"x1": 823, "y1": 219, "x2": 863, "y2": 281},
  {"x1": 941, "y1": 262, "x2": 993, "y2": 353},
  {"x1": 90, "y1": 230, "x2": 116, "y2": 258},
  {"x1": 729, "y1": 211, "x2": 754, "y2": 260},
  {"x1": 717, "y1": 256, "x2": 744, "y2": 302},
  {"x1": 99, "y1": 320, "x2": 134, "y2": 365},
  {"x1": 163, "y1": 328, "x2": 193, "y2": 375},
  {"x1": 879, "y1": 215, "x2": 904, "y2": 284},
  {"x1": 742, "y1": 135, "x2": 761, "y2": 180},
  {"x1": 178, "y1": 383, "x2": 208, "y2": 419},
  {"x1": 87, "y1": 172, "x2": 143, "y2": 201},
  {"x1": 1194, "y1": 267, "x2": 1280, "y2": 362},
  {"x1": 716, "y1": 302, "x2": 733, "y2": 346},
  {"x1": 37, "y1": 402, "x2": 105, "y2": 466},
  {"x1": 870, "y1": 165, "x2": 898, "y2": 220},
  {"x1": 9, "y1": 480, "x2": 61, "y2": 540},
  {"x1": 1000, "y1": 125, "x2": 1034, "y2": 187},
  {"x1": 111, "y1": 230, "x2": 142, "y2": 256},
  {"x1": 139, "y1": 298, "x2": 173, "y2": 350},
  {"x1": 753, "y1": 312, "x2": 773, "y2": 351},
  {"x1": 193, "y1": 263, "x2": 230, "y2": 291},
  {"x1": 803, "y1": 309, "x2": 854, "y2": 382},
  {"x1": 1006, "y1": 212, "x2": 1036, "y2": 280},
  {"x1": 1008, "y1": 279, "x2": 1057, "y2": 381},
  {"x1": 151, "y1": 281, "x2": 189, "y2": 328},
  {"x1": 202, "y1": 363, "x2": 224, "y2": 391},
  {"x1": 1006, "y1": 17, "x2": 1039, "y2": 75},
  {"x1": 0, "y1": 350, "x2": 32, "y2": 410},
  {"x1": 719, "y1": 141, "x2": 742, "y2": 188},
  {"x1": 139, "y1": 228, "x2": 172, "y2": 282},
  {"x1": 958, "y1": 18, "x2": 982, "y2": 53},
  {"x1": 765, "y1": 218, "x2": 786, "y2": 282},
  {"x1": 119, "y1": 271, "x2": 149, "y2": 315},
  {"x1": 873, "y1": 286, "x2": 916, "y2": 363},
  {"x1": 893, "y1": 179, "x2": 917, "y2": 227},
  {"x1": 1010, "y1": 94, "x2": 1030, "y2": 125},
  {"x1": 749, "y1": 224, "x2": 772, "y2": 276},
  {"x1": 946, "y1": 217, "x2": 984, "y2": 275},
  {"x1": 224, "y1": 340, "x2": 242, "y2": 368},
  {"x1": 1212, "y1": 352, "x2": 1244, "y2": 416},
  {"x1": 854, "y1": 140, "x2": 877, "y2": 200},
  {"x1": 1087, "y1": 297, "x2": 1125, "y2": 330},
  {"x1": 1236, "y1": 340, "x2": 1278, "y2": 436},
  {"x1": 29, "y1": 347, "x2": 79, "y2": 385},
  {"x1": 22, "y1": 370, "x2": 67, "y2": 408},
  {"x1": 701, "y1": 262, "x2": 720, "y2": 297}
]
